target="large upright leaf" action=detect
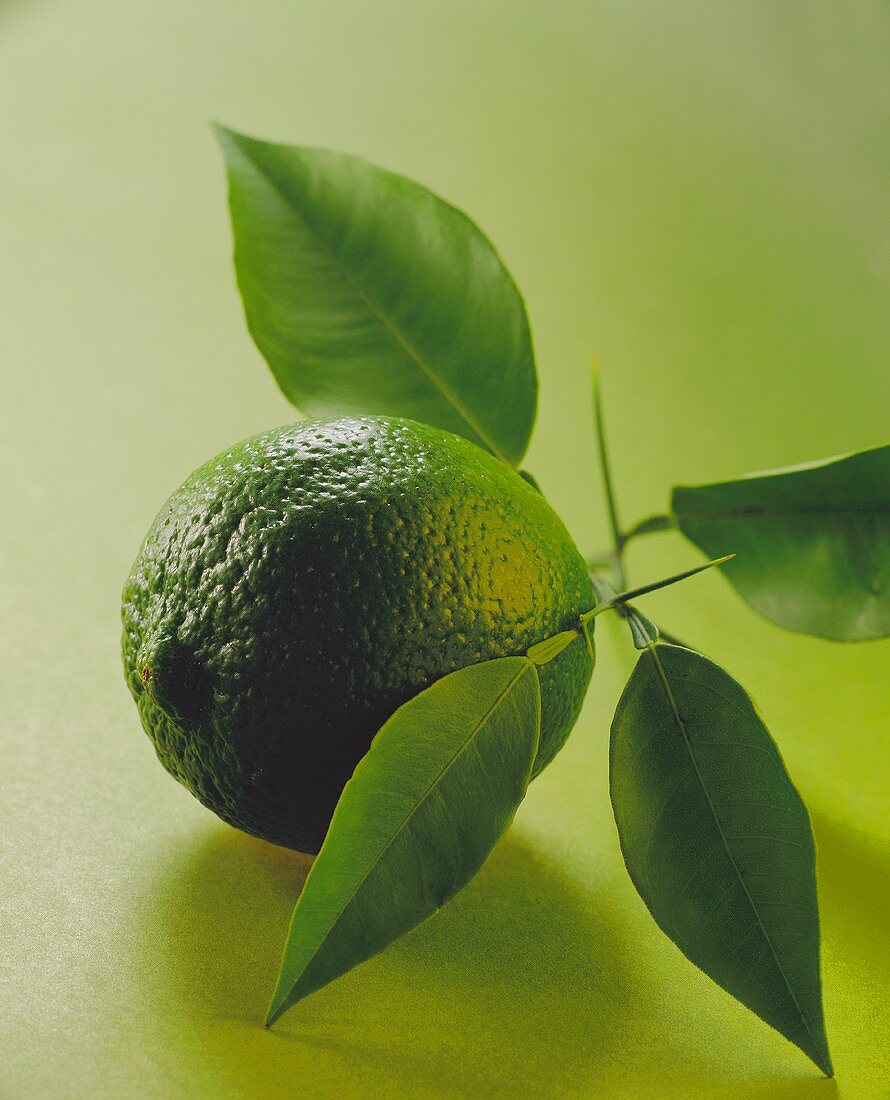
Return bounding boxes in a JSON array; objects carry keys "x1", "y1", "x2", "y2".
[
  {"x1": 266, "y1": 656, "x2": 541, "y2": 1026},
  {"x1": 672, "y1": 444, "x2": 890, "y2": 640},
  {"x1": 216, "y1": 126, "x2": 537, "y2": 466},
  {"x1": 610, "y1": 643, "x2": 832, "y2": 1075}
]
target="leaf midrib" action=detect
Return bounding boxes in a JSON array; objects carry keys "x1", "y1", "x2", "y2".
[
  {"x1": 277, "y1": 659, "x2": 535, "y2": 1000},
  {"x1": 645, "y1": 645, "x2": 824, "y2": 1067},
  {"x1": 232, "y1": 134, "x2": 513, "y2": 465},
  {"x1": 675, "y1": 501, "x2": 890, "y2": 523}
]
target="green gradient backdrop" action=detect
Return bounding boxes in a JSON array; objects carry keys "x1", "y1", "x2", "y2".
[{"x1": 2, "y1": 1, "x2": 888, "y2": 1096}]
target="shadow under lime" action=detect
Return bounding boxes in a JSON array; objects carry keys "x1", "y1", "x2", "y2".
[{"x1": 128, "y1": 807, "x2": 884, "y2": 1098}]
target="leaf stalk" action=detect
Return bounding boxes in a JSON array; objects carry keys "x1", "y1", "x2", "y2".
[
  {"x1": 581, "y1": 554, "x2": 735, "y2": 628},
  {"x1": 623, "y1": 513, "x2": 674, "y2": 541}
]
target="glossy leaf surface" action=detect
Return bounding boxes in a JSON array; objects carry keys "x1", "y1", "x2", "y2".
[
  {"x1": 267, "y1": 657, "x2": 541, "y2": 1025},
  {"x1": 527, "y1": 629, "x2": 581, "y2": 665},
  {"x1": 217, "y1": 126, "x2": 537, "y2": 465},
  {"x1": 610, "y1": 643, "x2": 831, "y2": 1074},
  {"x1": 672, "y1": 445, "x2": 890, "y2": 640}
]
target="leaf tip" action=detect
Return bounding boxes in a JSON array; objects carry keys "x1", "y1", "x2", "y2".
[
  {"x1": 809, "y1": 1041, "x2": 834, "y2": 1079},
  {"x1": 211, "y1": 119, "x2": 234, "y2": 144},
  {"x1": 212, "y1": 121, "x2": 253, "y2": 159},
  {"x1": 264, "y1": 996, "x2": 288, "y2": 1029},
  {"x1": 264, "y1": 969, "x2": 299, "y2": 1028}
]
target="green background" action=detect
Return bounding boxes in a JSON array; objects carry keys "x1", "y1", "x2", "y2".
[{"x1": 2, "y1": 1, "x2": 888, "y2": 1096}]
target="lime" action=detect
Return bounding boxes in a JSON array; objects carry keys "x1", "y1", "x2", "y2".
[{"x1": 122, "y1": 416, "x2": 593, "y2": 853}]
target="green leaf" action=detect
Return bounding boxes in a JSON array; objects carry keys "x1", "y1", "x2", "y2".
[
  {"x1": 215, "y1": 125, "x2": 537, "y2": 466},
  {"x1": 519, "y1": 469, "x2": 543, "y2": 494},
  {"x1": 672, "y1": 444, "x2": 890, "y2": 640},
  {"x1": 527, "y1": 629, "x2": 581, "y2": 665},
  {"x1": 610, "y1": 643, "x2": 832, "y2": 1075},
  {"x1": 266, "y1": 656, "x2": 541, "y2": 1025},
  {"x1": 588, "y1": 573, "x2": 617, "y2": 606},
  {"x1": 623, "y1": 604, "x2": 659, "y2": 649}
]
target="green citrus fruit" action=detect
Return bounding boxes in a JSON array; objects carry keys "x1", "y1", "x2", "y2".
[{"x1": 122, "y1": 416, "x2": 594, "y2": 853}]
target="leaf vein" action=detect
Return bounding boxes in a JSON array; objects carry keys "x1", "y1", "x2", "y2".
[
  {"x1": 234, "y1": 137, "x2": 513, "y2": 464},
  {"x1": 645, "y1": 646, "x2": 822, "y2": 1059},
  {"x1": 286, "y1": 660, "x2": 534, "y2": 983}
]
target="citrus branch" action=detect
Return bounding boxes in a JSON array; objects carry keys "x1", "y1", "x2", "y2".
[
  {"x1": 591, "y1": 357, "x2": 626, "y2": 588},
  {"x1": 529, "y1": 555, "x2": 735, "y2": 665}
]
